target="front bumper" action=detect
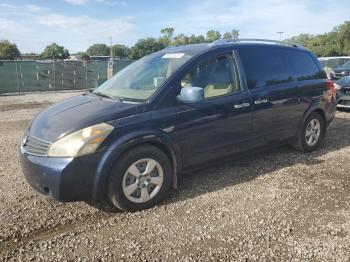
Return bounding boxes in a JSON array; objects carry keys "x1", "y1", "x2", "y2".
[
  {"x1": 20, "y1": 149, "x2": 103, "y2": 201},
  {"x1": 336, "y1": 91, "x2": 350, "y2": 109}
]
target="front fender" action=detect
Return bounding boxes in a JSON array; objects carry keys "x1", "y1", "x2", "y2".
[{"x1": 91, "y1": 129, "x2": 181, "y2": 201}]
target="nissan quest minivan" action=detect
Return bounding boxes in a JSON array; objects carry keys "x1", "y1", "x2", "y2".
[{"x1": 20, "y1": 39, "x2": 337, "y2": 211}]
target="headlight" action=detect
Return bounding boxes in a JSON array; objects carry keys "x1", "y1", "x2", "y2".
[
  {"x1": 334, "y1": 83, "x2": 341, "y2": 90},
  {"x1": 48, "y1": 123, "x2": 114, "y2": 157}
]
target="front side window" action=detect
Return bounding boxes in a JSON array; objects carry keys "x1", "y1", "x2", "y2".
[
  {"x1": 180, "y1": 54, "x2": 240, "y2": 99},
  {"x1": 94, "y1": 52, "x2": 192, "y2": 101}
]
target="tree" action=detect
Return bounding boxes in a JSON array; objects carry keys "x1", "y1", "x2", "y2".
[
  {"x1": 128, "y1": 38, "x2": 165, "y2": 60},
  {"x1": 222, "y1": 29, "x2": 239, "y2": 40},
  {"x1": 284, "y1": 20, "x2": 350, "y2": 57},
  {"x1": 86, "y1": 43, "x2": 109, "y2": 56},
  {"x1": 160, "y1": 27, "x2": 175, "y2": 39},
  {"x1": 196, "y1": 35, "x2": 206, "y2": 43},
  {"x1": 0, "y1": 40, "x2": 20, "y2": 60},
  {"x1": 231, "y1": 29, "x2": 239, "y2": 39},
  {"x1": 223, "y1": 32, "x2": 233, "y2": 39},
  {"x1": 112, "y1": 44, "x2": 129, "y2": 58},
  {"x1": 172, "y1": 33, "x2": 189, "y2": 46},
  {"x1": 206, "y1": 30, "x2": 221, "y2": 42},
  {"x1": 75, "y1": 52, "x2": 90, "y2": 60},
  {"x1": 160, "y1": 28, "x2": 175, "y2": 46},
  {"x1": 41, "y1": 43, "x2": 69, "y2": 59}
]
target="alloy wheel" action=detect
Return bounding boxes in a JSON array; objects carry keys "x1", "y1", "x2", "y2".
[{"x1": 122, "y1": 158, "x2": 164, "y2": 203}]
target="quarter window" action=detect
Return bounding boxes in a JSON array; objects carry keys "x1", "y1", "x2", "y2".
[
  {"x1": 181, "y1": 54, "x2": 240, "y2": 99},
  {"x1": 287, "y1": 51, "x2": 325, "y2": 80}
]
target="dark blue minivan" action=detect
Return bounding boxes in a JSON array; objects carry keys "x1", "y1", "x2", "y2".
[{"x1": 20, "y1": 39, "x2": 337, "y2": 211}]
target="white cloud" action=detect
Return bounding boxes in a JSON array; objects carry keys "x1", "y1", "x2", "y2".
[
  {"x1": 0, "y1": 3, "x2": 50, "y2": 14},
  {"x1": 64, "y1": 0, "x2": 89, "y2": 5},
  {"x1": 95, "y1": 0, "x2": 127, "y2": 6},
  {"x1": 165, "y1": 0, "x2": 350, "y2": 40},
  {"x1": 0, "y1": 4, "x2": 136, "y2": 53},
  {"x1": 0, "y1": 18, "x2": 14, "y2": 32},
  {"x1": 25, "y1": 4, "x2": 50, "y2": 13}
]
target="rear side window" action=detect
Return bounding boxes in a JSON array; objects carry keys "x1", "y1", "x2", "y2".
[
  {"x1": 239, "y1": 47, "x2": 324, "y2": 89},
  {"x1": 238, "y1": 47, "x2": 293, "y2": 89}
]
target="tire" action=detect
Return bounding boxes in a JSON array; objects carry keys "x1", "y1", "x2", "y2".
[
  {"x1": 107, "y1": 145, "x2": 172, "y2": 212},
  {"x1": 293, "y1": 112, "x2": 325, "y2": 152}
]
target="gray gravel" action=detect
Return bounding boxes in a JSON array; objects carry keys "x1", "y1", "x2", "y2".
[{"x1": 1, "y1": 94, "x2": 350, "y2": 261}]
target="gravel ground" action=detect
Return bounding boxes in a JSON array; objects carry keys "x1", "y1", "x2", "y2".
[{"x1": 1, "y1": 93, "x2": 350, "y2": 261}]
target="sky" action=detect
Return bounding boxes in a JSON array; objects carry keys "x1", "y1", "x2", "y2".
[{"x1": 0, "y1": 0, "x2": 349, "y2": 54}]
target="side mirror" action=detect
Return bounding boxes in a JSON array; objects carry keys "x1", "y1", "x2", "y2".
[{"x1": 177, "y1": 87, "x2": 204, "y2": 104}]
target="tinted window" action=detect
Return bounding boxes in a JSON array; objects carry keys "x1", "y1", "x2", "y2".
[
  {"x1": 181, "y1": 54, "x2": 240, "y2": 99},
  {"x1": 287, "y1": 51, "x2": 325, "y2": 80},
  {"x1": 238, "y1": 47, "x2": 294, "y2": 89},
  {"x1": 239, "y1": 47, "x2": 324, "y2": 89}
]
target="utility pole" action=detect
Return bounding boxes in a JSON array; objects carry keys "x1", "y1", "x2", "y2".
[
  {"x1": 110, "y1": 36, "x2": 113, "y2": 58},
  {"x1": 277, "y1": 32, "x2": 284, "y2": 41},
  {"x1": 107, "y1": 36, "x2": 114, "y2": 79}
]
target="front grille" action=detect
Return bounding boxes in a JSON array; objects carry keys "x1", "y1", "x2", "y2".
[
  {"x1": 334, "y1": 73, "x2": 343, "y2": 79},
  {"x1": 22, "y1": 135, "x2": 51, "y2": 156}
]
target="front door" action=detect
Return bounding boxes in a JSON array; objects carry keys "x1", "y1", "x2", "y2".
[{"x1": 172, "y1": 52, "x2": 253, "y2": 168}]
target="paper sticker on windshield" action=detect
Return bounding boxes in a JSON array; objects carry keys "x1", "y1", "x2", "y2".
[{"x1": 162, "y1": 53, "x2": 184, "y2": 59}]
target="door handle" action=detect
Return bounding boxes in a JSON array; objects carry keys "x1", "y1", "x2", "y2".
[
  {"x1": 254, "y1": 99, "x2": 268, "y2": 105},
  {"x1": 234, "y1": 102, "x2": 250, "y2": 109}
]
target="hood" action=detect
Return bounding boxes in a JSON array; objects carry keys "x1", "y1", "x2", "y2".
[
  {"x1": 336, "y1": 76, "x2": 350, "y2": 88},
  {"x1": 28, "y1": 93, "x2": 144, "y2": 142},
  {"x1": 333, "y1": 67, "x2": 350, "y2": 73}
]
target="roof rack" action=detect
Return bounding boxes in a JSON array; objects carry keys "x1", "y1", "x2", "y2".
[{"x1": 209, "y1": 38, "x2": 305, "y2": 49}]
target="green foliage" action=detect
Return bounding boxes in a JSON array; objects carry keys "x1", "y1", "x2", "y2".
[
  {"x1": 74, "y1": 52, "x2": 90, "y2": 60},
  {"x1": 223, "y1": 32, "x2": 233, "y2": 39},
  {"x1": 128, "y1": 38, "x2": 166, "y2": 60},
  {"x1": 112, "y1": 44, "x2": 129, "y2": 58},
  {"x1": 206, "y1": 30, "x2": 221, "y2": 42},
  {"x1": 231, "y1": 29, "x2": 239, "y2": 39},
  {"x1": 0, "y1": 40, "x2": 20, "y2": 60},
  {"x1": 86, "y1": 43, "x2": 110, "y2": 56},
  {"x1": 160, "y1": 27, "x2": 175, "y2": 39},
  {"x1": 285, "y1": 21, "x2": 350, "y2": 57},
  {"x1": 41, "y1": 43, "x2": 69, "y2": 59}
]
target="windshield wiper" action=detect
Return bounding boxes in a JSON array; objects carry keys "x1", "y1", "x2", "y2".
[{"x1": 93, "y1": 92, "x2": 121, "y2": 101}]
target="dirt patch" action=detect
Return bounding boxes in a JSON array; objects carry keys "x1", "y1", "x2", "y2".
[{"x1": 0, "y1": 101, "x2": 350, "y2": 261}]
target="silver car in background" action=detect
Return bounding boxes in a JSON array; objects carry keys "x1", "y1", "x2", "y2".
[{"x1": 335, "y1": 76, "x2": 350, "y2": 109}]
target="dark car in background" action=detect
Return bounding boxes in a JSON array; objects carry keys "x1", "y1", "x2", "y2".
[
  {"x1": 335, "y1": 76, "x2": 350, "y2": 109},
  {"x1": 330, "y1": 61, "x2": 350, "y2": 80},
  {"x1": 20, "y1": 39, "x2": 337, "y2": 211}
]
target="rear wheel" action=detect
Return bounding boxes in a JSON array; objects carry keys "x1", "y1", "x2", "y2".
[
  {"x1": 107, "y1": 145, "x2": 172, "y2": 212},
  {"x1": 293, "y1": 112, "x2": 325, "y2": 152}
]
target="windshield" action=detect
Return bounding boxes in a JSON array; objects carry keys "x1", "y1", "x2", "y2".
[
  {"x1": 94, "y1": 52, "x2": 192, "y2": 101},
  {"x1": 319, "y1": 58, "x2": 350, "y2": 69},
  {"x1": 336, "y1": 76, "x2": 350, "y2": 87},
  {"x1": 342, "y1": 61, "x2": 350, "y2": 69}
]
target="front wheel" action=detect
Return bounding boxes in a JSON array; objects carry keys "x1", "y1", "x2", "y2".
[
  {"x1": 293, "y1": 112, "x2": 325, "y2": 152},
  {"x1": 107, "y1": 145, "x2": 172, "y2": 212}
]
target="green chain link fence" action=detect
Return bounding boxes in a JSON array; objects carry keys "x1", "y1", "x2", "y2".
[{"x1": 0, "y1": 59, "x2": 133, "y2": 94}]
